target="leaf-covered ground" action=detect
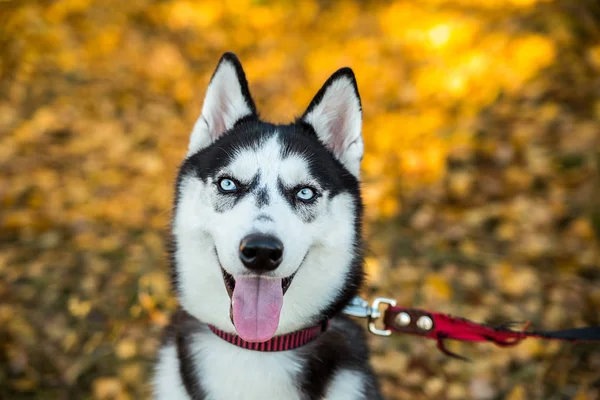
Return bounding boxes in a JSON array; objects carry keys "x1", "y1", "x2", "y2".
[{"x1": 1, "y1": 0, "x2": 599, "y2": 399}]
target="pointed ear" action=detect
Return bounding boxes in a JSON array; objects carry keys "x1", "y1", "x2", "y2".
[
  {"x1": 301, "y1": 68, "x2": 363, "y2": 177},
  {"x1": 188, "y1": 52, "x2": 257, "y2": 156}
]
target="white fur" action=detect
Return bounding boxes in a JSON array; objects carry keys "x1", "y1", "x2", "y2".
[
  {"x1": 302, "y1": 77, "x2": 363, "y2": 177},
  {"x1": 325, "y1": 370, "x2": 366, "y2": 400},
  {"x1": 153, "y1": 345, "x2": 192, "y2": 400},
  {"x1": 174, "y1": 135, "x2": 358, "y2": 334},
  {"x1": 278, "y1": 155, "x2": 315, "y2": 188},
  {"x1": 188, "y1": 60, "x2": 253, "y2": 156}
]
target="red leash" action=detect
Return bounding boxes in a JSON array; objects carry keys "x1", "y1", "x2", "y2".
[{"x1": 344, "y1": 297, "x2": 600, "y2": 361}]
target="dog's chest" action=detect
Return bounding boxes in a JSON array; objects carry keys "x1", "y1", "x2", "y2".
[{"x1": 193, "y1": 332, "x2": 305, "y2": 400}]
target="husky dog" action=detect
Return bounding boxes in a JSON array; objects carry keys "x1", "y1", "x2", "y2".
[{"x1": 154, "y1": 52, "x2": 383, "y2": 400}]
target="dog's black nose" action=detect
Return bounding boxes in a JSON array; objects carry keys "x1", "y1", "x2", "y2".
[{"x1": 239, "y1": 234, "x2": 283, "y2": 271}]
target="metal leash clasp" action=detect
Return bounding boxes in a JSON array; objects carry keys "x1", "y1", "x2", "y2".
[
  {"x1": 368, "y1": 297, "x2": 397, "y2": 336},
  {"x1": 343, "y1": 297, "x2": 397, "y2": 336}
]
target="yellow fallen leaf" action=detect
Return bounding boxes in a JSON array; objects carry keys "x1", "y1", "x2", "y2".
[
  {"x1": 506, "y1": 385, "x2": 526, "y2": 400},
  {"x1": 116, "y1": 339, "x2": 136, "y2": 360},
  {"x1": 93, "y1": 377, "x2": 124, "y2": 400},
  {"x1": 423, "y1": 273, "x2": 452, "y2": 302}
]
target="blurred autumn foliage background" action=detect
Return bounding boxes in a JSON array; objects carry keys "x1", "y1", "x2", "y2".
[{"x1": 1, "y1": 0, "x2": 600, "y2": 398}]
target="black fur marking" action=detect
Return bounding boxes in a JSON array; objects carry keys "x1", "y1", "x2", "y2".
[
  {"x1": 213, "y1": 194, "x2": 238, "y2": 213},
  {"x1": 248, "y1": 172, "x2": 260, "y2": 191},
  {"x1": 213, "y1": 172, "x2": 260, "y2": 213},
  {"x1": 276, "y1": 178, "x2": 318, "y2": 223},
  {"x1": 168, "y1": 309, "x2": 207, "y2": 399},
  {"x1": 299, "y1": 316, "x2": 384, "y2": 399},
  {"x1": 213, "y1": 191, "x2": 248, "y2": 213},
  {"x1": 177, "y1": 334, "x2": 205, "y2": 399},
  {"x1": 255, "y1": 186, "x2": 270, "y2": 208}
]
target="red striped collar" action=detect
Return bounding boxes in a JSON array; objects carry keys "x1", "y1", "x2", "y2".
[{"x1": 207, "y1": 322, "x2": 327, "y2": 351}]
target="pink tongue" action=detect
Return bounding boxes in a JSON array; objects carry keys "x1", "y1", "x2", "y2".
[{"x1": 232, "y1": 276, "x2": 283, "y2": 342}]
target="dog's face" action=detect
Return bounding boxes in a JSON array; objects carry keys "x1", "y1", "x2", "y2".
[{"x1": 172, "y1": 53, "x2": 364, "y2": 342}]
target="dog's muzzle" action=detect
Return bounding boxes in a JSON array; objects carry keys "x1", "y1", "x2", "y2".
[{"x1": 214, "y1": 234, "x2": 296, "y2": 343}]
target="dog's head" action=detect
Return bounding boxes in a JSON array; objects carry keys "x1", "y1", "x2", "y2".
[{"x1": 172, "y1": 53, "x2": 364, "y2": 342}]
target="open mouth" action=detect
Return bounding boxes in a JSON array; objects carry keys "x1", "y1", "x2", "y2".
[
  {"x1": 219, "y1": 267, "x2": 297, "y2": 343},
  {"x1": 213, "y1": 245, "x2": 304, "y2": 343},
  {"x1": 220, "y1": 267, "x2": 295, "y2": 298}
]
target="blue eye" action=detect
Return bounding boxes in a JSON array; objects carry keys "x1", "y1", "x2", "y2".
[
  {"x1": 219, "y1": 178, "x2": 237, "y2": 192},
  {"x1": 296, "y1": 187, "x2": 315, "y2": 201}
]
